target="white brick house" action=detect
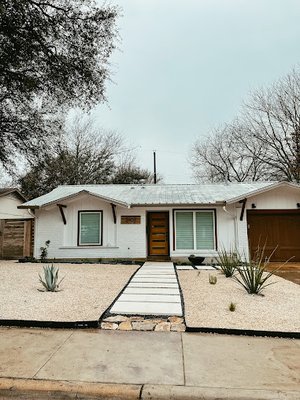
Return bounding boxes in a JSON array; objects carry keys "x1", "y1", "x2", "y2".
[{"x1": 18, "y1": 182, "x2": 300, "y2": 262}]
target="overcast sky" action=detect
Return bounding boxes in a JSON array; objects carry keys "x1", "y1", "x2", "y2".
[{"x1": 92, "y1": 0, "x2": 300, "y2": 183}]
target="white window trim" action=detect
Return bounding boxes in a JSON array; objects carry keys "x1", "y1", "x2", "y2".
[
  {"x1": 174, "y1": 210, "x2": 216, "y2": 251},
  {"x1": 78, "y1": 211, "x2": 103, "y2": 246}
]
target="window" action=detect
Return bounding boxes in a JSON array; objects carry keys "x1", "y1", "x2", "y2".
[
  {"x1": 175, "y1": 210, "x2": 215, "y2": 250},
  {"x1": 78, "y1": 211, "x2": 102, "y2": 245}
]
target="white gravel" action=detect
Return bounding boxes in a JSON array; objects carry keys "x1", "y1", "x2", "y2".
[
  {"x1": 178, "y1": 270, "x2": 300, "y2": 332},
  {"x1": 0, "y1": 261, "x2": 138, "y2": 322}
]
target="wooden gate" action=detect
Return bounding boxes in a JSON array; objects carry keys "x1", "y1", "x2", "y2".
[{"x1": 0, "y1": 219, "x2": 33, "y2": 259}]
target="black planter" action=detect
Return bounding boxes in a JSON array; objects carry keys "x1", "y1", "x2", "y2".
[{"x1": 188, "y1": 256, "x2": 205, "y2": 266}]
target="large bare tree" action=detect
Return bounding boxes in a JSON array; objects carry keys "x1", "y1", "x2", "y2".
[
  {"x1": 191, "y1": 122, "x2": 269, "y2": 182},
  {"x1": 191, "y1": 68, "x2": 300, "y2": 183},
  {"x1": 18, "y1": 116, "x2": 156, "y2": 199}
]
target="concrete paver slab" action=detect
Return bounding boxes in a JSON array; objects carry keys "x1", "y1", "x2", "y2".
[
  {"x1": 0, "y1": 328, "x2": 72, "y2": 379},
  {"x1": 110, "y1": 301, "x2": 182, "y2": 315},
  {"x1": 140, "y1": 270, "x2": 173, "y2": 273},
  {"x1": 135, "y1": 271, "x2": 174, "y2": 274},
  {"x1": 35, "y1": 330, "x2": 184, "y2": 385},
  {"x1": 195, "y1": 265, "x2": 215, "y2": 270},
  {"x1": 134, "y1": 274, "x2": 175, "y2": 278},
  {"x1": 123, "y1": 287, "x2": 180, "y2": 295},
  {"x1": 182, "y1": 333, "x2": 300, "y2": 391},
  {"x1": 131, "y1": 278, "x2": 177, "y2": 283},
  {"x1": 143, "y1": 262, "x2": 173, "y2": 266},
  {"x1": 118, "y1": 294, "x2": 181, "y2": 303},
  {"x1": 176, "y1": 265, "x2": 194, "y2": 270},
  {"x1": 143, "y1": 268, "x2": 173, "y2": 270},
  {"x1": 129, "y1": 282, "x2": 178, "y2": 288}
]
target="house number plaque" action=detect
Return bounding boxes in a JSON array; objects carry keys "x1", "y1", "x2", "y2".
[{"x1": 121, "y1": 216, "x2": 141, "y2": 224}]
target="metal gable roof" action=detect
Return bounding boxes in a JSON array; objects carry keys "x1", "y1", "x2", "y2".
[
  {"x1": 18, "y1": 181, "x2": 294, "y2": 209},
  {"x1": 0, "y1": 188, "x2": 27, "y2": 202}
]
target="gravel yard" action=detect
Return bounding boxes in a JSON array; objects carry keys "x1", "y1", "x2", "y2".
[
  {"x1": 0, "y1": 261, "x2": 138, "y2": 322},
  {"x1": 178, "y1": 270, "x2": 300, "y2": 332}
]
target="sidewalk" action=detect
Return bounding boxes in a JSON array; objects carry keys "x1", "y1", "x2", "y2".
[{"x1": 0, "y1": 327, "x2": 299, "y2": 399}]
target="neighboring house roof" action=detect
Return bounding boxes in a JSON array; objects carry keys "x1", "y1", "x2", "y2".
[
  {"x1": 18, "y1": 181, "x2": 299, "y2": 209},
  {"x1": 0, "y1": 188, "x2": 27, "y2": 202}
]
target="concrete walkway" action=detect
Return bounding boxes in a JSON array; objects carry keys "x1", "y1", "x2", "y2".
[
  {"x1": 110, "y1": 261, "x2": 182, "y2": 316},
  {"x1": 0, "y1": 327, "x2": 299, "y2": 399}
]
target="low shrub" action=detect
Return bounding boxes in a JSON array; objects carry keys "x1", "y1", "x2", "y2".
[
  {"x1": 40, "y1": 240, "x2": 51, "y2": 261},
  {"x1": 39, "y1": 264, "x2": 64, "y2": 292},
  {"x1": 229, "y1": 302, "x2": 236, "y2": 312}
]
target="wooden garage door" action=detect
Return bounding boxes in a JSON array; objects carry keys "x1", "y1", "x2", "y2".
[
  {"x1": 147, "y1": 212, "x2": 169, "y2": 257},
  {"x1": 247, "y1": 211, "x2": 300, "y2": 262}
]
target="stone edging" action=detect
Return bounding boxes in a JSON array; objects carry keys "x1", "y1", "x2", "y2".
[{"x1": 100, "y1": 315, "x2": 185, "y2": 332}]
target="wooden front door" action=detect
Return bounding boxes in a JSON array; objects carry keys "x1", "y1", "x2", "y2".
[
  {"x1": 247, "y1": 210, "x2": 300, "y2": 261},
  {"x1": 147, "y1": 212, "x2": 169, "y2": 257}
]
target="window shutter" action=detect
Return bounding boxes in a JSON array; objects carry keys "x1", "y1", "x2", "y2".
[
  {"x1": 80, "y1": 213, "x2": 101, "y2": 244},
  {"x1": 195, "y1": 212, "x2": 214, "y2": 250},
  {"x1": 176, "y1": 212, "x2": 194, "y2": 249}
]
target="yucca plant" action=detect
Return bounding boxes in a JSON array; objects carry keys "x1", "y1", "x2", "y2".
[
  {"x1": 234, "y1": 245, "x2": 285, "y2": 295},
  {"x1": 39, "y1": 264, "x2": 64, "y2": 292},
  {"x1": 214, "y1": 248, "x2": 241, "y2": 277}
]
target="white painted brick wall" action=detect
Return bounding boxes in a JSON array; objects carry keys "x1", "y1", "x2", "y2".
[{"x1": 33, "y1": 186, "x2": 297, "y2": 260}]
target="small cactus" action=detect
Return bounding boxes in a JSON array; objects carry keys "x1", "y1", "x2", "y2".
[{"x1": 209, "y1": 274, "x2": 217, "y2": 284}]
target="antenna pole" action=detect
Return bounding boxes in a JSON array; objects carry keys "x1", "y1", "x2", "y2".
[{"x1": 153, "y1": 150, "x2": 157, "y2": 184}]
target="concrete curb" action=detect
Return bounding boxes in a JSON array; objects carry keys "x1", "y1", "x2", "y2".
[
  {"x1": 0, "y1": 377, "x2": 141, "y2": 399},
  {"x1": 0, "y1": 378, "x2": 299, "y2": 400},
  {"x1": 141, "y1": 385, "x2": 300, "y2": 400}
]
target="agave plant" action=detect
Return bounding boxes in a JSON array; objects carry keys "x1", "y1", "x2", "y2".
[{"x1": 39, "y1": 264, "x2": 64, "y2": 292}]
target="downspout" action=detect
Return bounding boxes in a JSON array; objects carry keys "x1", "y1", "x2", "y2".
[{"x1": 222, "y1": 203, "x2": 239, "y2": 250}]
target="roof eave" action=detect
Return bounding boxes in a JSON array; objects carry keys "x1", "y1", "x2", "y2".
[
  {"x1": 18, "y1": 189, "x2": 130, "y2": 210},
  {"x1": 130, "y1": 201, "x2": 226, "y2": 207},
  {"x1": 226, "y1": 181, "x2": 299, "y2": 204},
  {"x1": 17, "y1": 205, "x2": 40, "y2": 209}
]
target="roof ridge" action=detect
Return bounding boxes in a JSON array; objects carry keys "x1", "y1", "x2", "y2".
[{"x1": 55, "y1": 182, "x2": 277, "y2": 188}]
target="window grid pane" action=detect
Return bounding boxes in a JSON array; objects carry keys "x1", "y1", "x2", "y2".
[
  {"x1": 195, "y1": 212, "x2": 214, "y2": 250},
  {"x1": 175, "y1": 210, "x2": 215, "y2": 251},
  {"x1": 80, "y1": 213, "x2": 101, "y2": 244},
  {"x1": 176, "y1": 212, "x2": 194, "y2": 249}
]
